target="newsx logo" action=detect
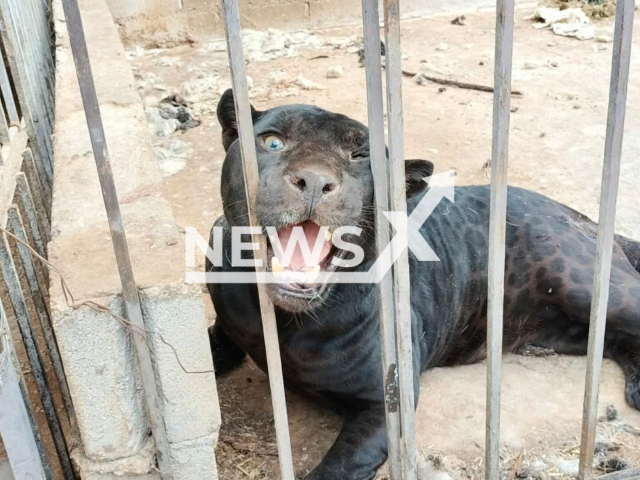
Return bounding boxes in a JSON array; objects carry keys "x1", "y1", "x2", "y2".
[{"x1": 185, "y1": 171, "x2": 455, "y2": 284}]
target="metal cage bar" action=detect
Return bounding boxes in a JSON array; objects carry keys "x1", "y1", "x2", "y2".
[
  {"x1": 59, "y1": 0, "x2": 175, "y2": 477},
  {"x1": 360, "y1": 0, "x2": 402, "y2": 477},
  {"x1": 0, "y1": 228, "x2": 74, "y2": 479},
  {"x1": 485, "y1": 0, "x2": 515, "y2": 479},
  {"x1": 220, "y1": 1, "x2": 296, "y2": 479},
  {"x1": 579, "y1": 0, "x2": 636, "y2": 478},
  {"x1": 7, "y1": 205, "x2": 74, "y2": 420},
  {"x1": 0, "y1": 300, "x2": 47, "y2": 480},
  {"x1": 382, "y1": 1, "x2": 418, "y2": 478}
]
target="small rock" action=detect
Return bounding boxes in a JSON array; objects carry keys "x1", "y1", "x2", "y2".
[
  {"x1": 451, "y1": 15, "x2": 466, "y2": 26},
  {"x1": 435, "y1": 43, "x2": 450, "y2": 52},
  {"x1": 438, "y1": 87, "x2": 446, "y2": 93},
  {"x1": 606, "y1": 404, "x2": 618, "y2": 421},
  {"x1": 524, "y1": 62, "x2": 539, "y2": 70},
  {"x1": 530, "y1": 460, "x2": 548, "y2": 473},
  {"x1": 326, "y1": 66, "x2": 344, "y2": 79},
  {"x1": 270, "y1": 70, "x2": 290, "y2": 86},
  {"x1": 516, "y1": 467, "x2": 530, "y2": 479},
  {"x1": 547, "y1": 61, "x2": 560, "y2": 68},
  {"x1": 143, "y1": 96, "x2": 160, "y2": 108},
  {"x1": 596, "y1": 35, "x2": 613, "y2": 43},
  {"x1": 511, "y1": 107, "x2": 519, "y2": 113},
  {"x1": 295, "y1": 74, "x2": 326, "y2": 90},
  {"x1": 555, "y1": 458, "x2": 579, "y2": 476},
  {"x1": 413, "y1": 73, "x2": 429, "y2": 86}
]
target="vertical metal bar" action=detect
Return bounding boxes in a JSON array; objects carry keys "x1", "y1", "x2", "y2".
[
  {"x1": 59, "y1": 1, "x2": 174, "y2": 477},
  {"x1": 0, "y1": 0, "x2": 54, "y2": 183},
  {"x1": 382, "y1": 1, "x2": 417, "y2": 478},
  {"x1": 579, "y1": 1, "x2": 635, "y2": 478},
  {"x1": 0, "y1": 100, "x2": 9, "y2": 146},
  {"x1": 7, "y1": 206, "x2": 74, "y2": 420},
  {"x1": 0, "y1": 311, "x2": 46, "y2": 480},
  {"x1": 485, "y1": 0, "x2": 515, "y2": 479},
  {"x1": 0, "y1": 49, "x2": 20, "y2": 125},
  {"x1": 14, "y1": 175, "x2": 46, "y2": 258},
  {"x1": 361, "y1": 0, "x2": 402, "y2": 478},
  {"x1": 0, "y1": 232, "x2": 75, "y2": 479},
  {"x1": 22, "y1": 148, "x2": 52, "y2": 223},
  {"x1": 220, "y1": 1, "x2": 296, "y2": 478}
]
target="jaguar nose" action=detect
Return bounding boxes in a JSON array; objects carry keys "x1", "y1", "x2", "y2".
[{"x1": 286, "y1": 169, "x2": 340, "y2": 197}]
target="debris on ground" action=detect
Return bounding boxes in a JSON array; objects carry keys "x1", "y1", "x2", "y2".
[
  {"x1": 326, "y1": 66, "x2": 344, "y2": 79},
  {"x1": 516, "y1": 344, "x2": 558, "y2": 357},
  {"x1": 159, "y1": 95, "x2": 201, "y2": 131},
  {"x1": 357, "y1": 40, "x2": 385, "y2": 65},
  {"x1": 526, "y1": 7, "x2": 596, "y2": 40},
  {"x1": 155, "y1": 137, "x2": 192, "y2": 177},
  {"x1": 598, "y1": 456, "x2": 630, "y2": 473},
  {"x1": 451, "y1": 15, "x2": 467, "y2": 26},
  {"x1": 295, "y1": 74, "x2": 326, "y2": 91},
  {"x1": 544, "y1": 0, "x2": 617, "y2": 19},
  {"x1": 606, "y1": 405, "x2": 619, "y2": 422},
  {"x1": 405, "y1": 69, "x2": 523, "y2": 96}
]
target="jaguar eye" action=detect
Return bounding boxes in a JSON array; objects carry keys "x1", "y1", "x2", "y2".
[
  {"x1": 350, "y1": 149, "x2": 369, "y2": 161},
  {"x1": 264, "y1": 135, "x2": 285, "y2": 151}
]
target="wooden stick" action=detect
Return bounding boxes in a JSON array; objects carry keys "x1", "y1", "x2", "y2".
[{"x1": 395, "y1": 67, "x2": 524, "y2": 96}]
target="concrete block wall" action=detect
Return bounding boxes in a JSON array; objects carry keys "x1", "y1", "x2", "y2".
[
  {"x1": 108, "y1": 0, "x2": 534, "y2": 46},
  {"x1": 51, "y1": 0, "x2": 220, "y2": 478}
]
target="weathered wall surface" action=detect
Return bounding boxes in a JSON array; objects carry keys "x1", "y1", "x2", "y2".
[
  {"x1": 51, "y1": 0, "x2": 220, "y2": 477},
  {"x1": 108, "y1": 0, "x2": 533, "y2": 45}
]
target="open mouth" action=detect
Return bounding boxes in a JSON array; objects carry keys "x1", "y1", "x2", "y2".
[{"x1": 266, "y1": 220, "x2": 342, "y2": 298}]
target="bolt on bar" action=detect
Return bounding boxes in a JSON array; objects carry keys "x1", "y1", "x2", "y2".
[
  {"x1": 578, "y1": 1, "x2": 635, "y2": 479},
  {"x1": 382, "y1": 0, "x2": 417, "y2": 478},
  {"x1": 59, "y1": 1, "x2": 174, "y2": 477},
  {"x1": 485, "y1": 0, "x2": 515, "y2": 479},
  {"x1": 361, "y1": 0, "x2": 402, "y2": 477},
  {"x1": 220, "y1": 1, "x2": 296, "y2": 479}
]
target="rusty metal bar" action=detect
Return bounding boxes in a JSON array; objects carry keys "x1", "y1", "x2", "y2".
[
  {"x1": 220, "y1": 1, "x2": 296, "y2": 478},
  {"x1": 485, "y1": 0, "x2": 515, "y2": 479},
  {"x1": 0, "y1": 230, "x2": 75, "y2": 479},
  {"x1": 59, "y1": 0, "x2": 174, "y2": 477},
  {"x1": 0, "y1": 302, "x2": 47, "y2": 480},
  {"x1": 361, "y1": 0, "x2": 402, "y2": 477},
  {"x1": 382, "y1": 1, "x2": 417, "y2": 478},
  {"x1": 579, "y1": 0, "x2": 635, "y2": 478},
  {"x1": 7, "y1": 205, "x2": 74, "y2": 419}
]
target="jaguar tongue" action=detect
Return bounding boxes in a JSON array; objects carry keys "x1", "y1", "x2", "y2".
[{"x1": 276, "y1": 221, "x2": 332, "y2": 269}]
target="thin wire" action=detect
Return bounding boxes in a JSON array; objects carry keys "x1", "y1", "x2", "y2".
[{"x1": 0, "y1": 225, "x2": 214, "y2": 376}]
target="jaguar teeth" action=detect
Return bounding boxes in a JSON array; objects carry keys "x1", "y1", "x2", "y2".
[
  {"x1": 306, "y1": 265, "x2": 321, "y2": 284},
  {"x1": 325, "y1": 229, "x2": 333, "y2": 242},
  {"x1": 272, "y1": 257, "x2": 284, "y2": 274}
]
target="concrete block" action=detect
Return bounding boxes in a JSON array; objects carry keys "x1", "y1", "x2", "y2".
[
  {"x1": 53, "y1": 296, "x2": 148, "y2": 461},
  {"x1": 141, "y1": 286, "x2": 219, "y2": 446},
  {"x1": 169, "y1": 433, "x2": 218, "y2": 480}
]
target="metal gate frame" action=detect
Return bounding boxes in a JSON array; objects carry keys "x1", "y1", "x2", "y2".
[{"x1": 54, "y1": 0, "x2": 638, "y2": 479}]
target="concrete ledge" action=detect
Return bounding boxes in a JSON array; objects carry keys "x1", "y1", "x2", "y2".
[{"x1": 51, "y1": 0, "x2": 219, "y2": 477}]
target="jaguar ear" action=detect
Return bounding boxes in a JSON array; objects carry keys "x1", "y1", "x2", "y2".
[
  {"x1": 405, "y1": 159, "x2": 434, "y2": 198},
  {"x1": 217, "y1": 88, "x2": 262, "y2": 151}
]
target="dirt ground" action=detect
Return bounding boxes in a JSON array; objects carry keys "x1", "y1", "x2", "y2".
[{"x1": 127, "y1": 6, "x2": 640, "y2": 479}]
